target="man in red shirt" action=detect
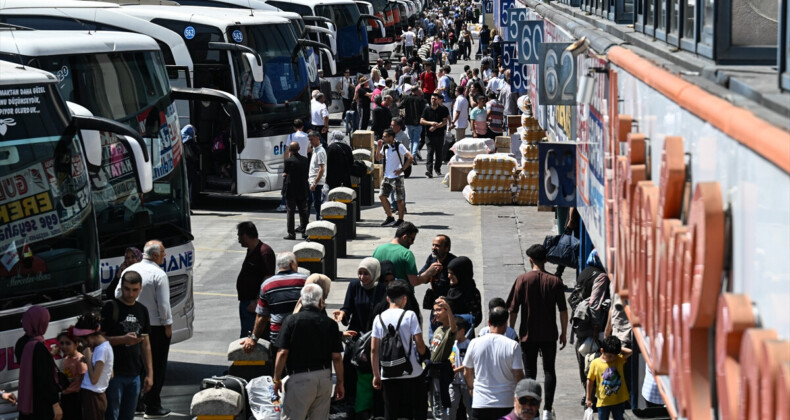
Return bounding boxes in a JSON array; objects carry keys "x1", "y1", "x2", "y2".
[
  {"x1": 507, "y1": 244, "x2": 568, "y2": 420},
  {"x1": 235, "y1": 221, "x2": 275, "y2": 338},
  {"x1": 420, "y1": 64, "x2": 438, "y2": 96}
]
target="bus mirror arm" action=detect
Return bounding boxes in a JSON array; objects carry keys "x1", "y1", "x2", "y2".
[
  {"x1": 171, "y1": 87, "x2": 247, "y2": 154},
  {"x1": 71, "y1": 115, "x2": 149, "y2": 163},
  {"x1": 207, "y1": 42, "x2": 263, "y2": 67}
]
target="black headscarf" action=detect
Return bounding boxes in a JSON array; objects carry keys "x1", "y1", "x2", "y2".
[
  {"x1": 446, "y1": 256, "x2": 476, "y2": 304},
  {"x1": 379, "y1": 260, "x2": 396, "y2": 281}
]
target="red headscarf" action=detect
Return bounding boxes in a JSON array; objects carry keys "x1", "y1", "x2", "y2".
[{"x1": 18, "y1": 305, "x2": 53, "y2": 414}]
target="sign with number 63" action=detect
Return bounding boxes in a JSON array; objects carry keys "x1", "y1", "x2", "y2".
[
  {"x1": 538, "y1": 42, "x2": 577, "y2": 105},
  {"x1": 516, "y1": 20, "x2": 544, "y2": 64}
]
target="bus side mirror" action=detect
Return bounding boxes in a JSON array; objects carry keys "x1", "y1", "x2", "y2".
[
  {"x1": 124, "y1": 135, "x2": 154, "y2": 194},
  {"x1": 244, "y1": 52, "x2": 264, "y2": 83},
  {"x1": 66, "y1": 101, "x2": 102, "y2": 170}
]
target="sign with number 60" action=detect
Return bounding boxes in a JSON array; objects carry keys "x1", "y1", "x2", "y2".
[
  {"x1": 516, "y1": 20, "x2": 544, "y2": 64},
  {"x1": 538, "y1": 43, "x2": 576, "y2": 105}
]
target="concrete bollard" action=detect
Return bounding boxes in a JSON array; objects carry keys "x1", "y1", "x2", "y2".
[
  {"x1": 305, "y1": 221, "x2": 338, "y2": 280},
  {"x1": 320, "y1": 201, "x2": 349, "y2": 257},
  {"x1": 353, "y1": 148, "x2": 372, "y2": 162},
  {"x1": 190, "y1": 387, "x2": 243, "y2": 420},
  {"x1": 360, "y1": 161, "x2": 375, "y2": 206},
  {"x1": 226, "y1": 338, "x2": 271, "y2": 381},
  {"x1": 293, "y1": 241, "x2": 326, "y2": 276},
  {"x1": 328, "y1": 187, "x2": 358, "y2": 239}
]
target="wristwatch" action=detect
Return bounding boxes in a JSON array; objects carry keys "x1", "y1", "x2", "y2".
[{"x1": 249, "y1": 333, "x2": 258, "y2": 342}]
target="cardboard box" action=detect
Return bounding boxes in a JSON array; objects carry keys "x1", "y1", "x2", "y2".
[
  {"x1": 372, "y1": 164, "x2": 382, "y2": 187},
  {"x1": 352, "y1": 130, "x2": 375, "y2": 151},
  {"x1": 507, "y1": 115, "x2": 522, "y2": 128},
  {"x1": 496, "y1": 147, "x2": 511, "y2": 154},
  {"x1": 495, "y1": 136, "x2": 511, "y2": 149},
  {"x1": 449, "y1": 163, "x2": 474, "y2": 191}
]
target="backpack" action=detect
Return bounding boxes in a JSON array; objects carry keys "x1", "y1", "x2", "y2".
[
  {"x1": 447, "y1": 77, "x2": 458, "y2": 99},
  {"x1": 378, "y1": 310, "x2": 413, "y2": 378},
  {"x1": 350, "y1": 330, "x2": 373, "y2": 373}
]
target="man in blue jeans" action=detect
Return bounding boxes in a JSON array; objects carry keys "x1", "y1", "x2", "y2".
[
  {"x1": 307, "y1": 130, "x2": 327, "y2": 220},
  {"x1": 101, "y1": 271, "x2": 154, "y2": 420}
]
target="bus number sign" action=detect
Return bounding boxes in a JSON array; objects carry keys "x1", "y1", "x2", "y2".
[
  {"x1": 232, "y1": 30, "x2": 244, "y2": 43},
  {"x1": 184, "y1": 26, "x2": 196, "y2": 40},
  {"x1": 517, "y1": 20, "x2": 544, "y2": 64},
  {"x1": 538, "y1": 43, "x2": 577, "y2": 105}
]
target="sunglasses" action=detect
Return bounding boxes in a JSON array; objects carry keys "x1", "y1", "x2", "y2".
[{"x1": 518, "y1": 397, "x2": 540, "y2": 406}]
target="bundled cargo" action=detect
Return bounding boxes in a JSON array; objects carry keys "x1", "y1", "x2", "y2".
[
  {"x1": 462, "y1": 185, "x2": 513, "y2": 205},
  {"x1": 451, "y1": 137, "x2": 490, "y2": 158},
  {"x1": 467, "y1": 170, "x2": 513, "y2": 191},
  {"x1": 514, "y1": 171, "x2": 539, "y2": 205},
  {"x1": 472, "y1": 153, "x2": 517, "y2": 175}
]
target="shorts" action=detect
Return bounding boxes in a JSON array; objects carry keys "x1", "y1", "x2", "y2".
[{"x1": 380, "y1": 176, "x2": 405, "y2": 202}]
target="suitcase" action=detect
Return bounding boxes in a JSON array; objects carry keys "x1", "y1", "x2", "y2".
[{"x1": 201, "y1": 375, "x2": 251, "y2": 418}]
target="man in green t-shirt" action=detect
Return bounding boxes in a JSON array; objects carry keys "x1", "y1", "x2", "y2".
[{"x1": 372, "y1": 221, "x2": 442, "y2": 288}]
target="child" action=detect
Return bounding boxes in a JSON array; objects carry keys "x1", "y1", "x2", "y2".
[
  {"x1": 429, "y1": 297, "x2": 457, "y2": 420},
  {"x1": 470, "y1": 96, "x2": 488, "y2": 138},
  {"x1": 449, "y1": 317, "x2": 472, "y2": 419},
  {"x1": 478, "y1": 298, "x2": 518, "y2": 340},
  {"x1": 74, "y1": 313, "x2": 114, "y2": 420},
  {"x1": 51, "y1": 329, "x2": 87, "y2": 420},
  {"x1": 586, "y1": 336, "x2": 632, "y2": 420}
]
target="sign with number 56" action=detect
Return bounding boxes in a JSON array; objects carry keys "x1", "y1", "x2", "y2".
[
  {"x1": 516, "y1": 20, "x2": 544, "y2": 64},
  {"x1": 538, "y1": 43, "x2": 577, "y2": 105}
]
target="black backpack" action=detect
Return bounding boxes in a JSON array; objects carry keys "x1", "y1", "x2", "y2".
[
  {"x1": 378, "y1": 310, "x2": 413, "y2": 378},
  {"x1": 350, "y1": 330, "x2": 373, "y2": 373}
]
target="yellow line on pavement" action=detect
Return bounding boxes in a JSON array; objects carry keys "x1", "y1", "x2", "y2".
[
  {"x1": 170, "y1": 348, "x2": 228, "y2": 357},
  {"x1": 194, "y1": 291, "x2": 238, "y2": 297}
]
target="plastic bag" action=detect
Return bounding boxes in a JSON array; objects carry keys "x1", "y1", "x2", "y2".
[
  {"x1": 451, "y1": 138, "x2": 490, "y2": 158},
  {"x1": 582, "y1": 407, "x2": 594, "y2": 420},
  {"x1": 246, "y1": 376, "x2": 281, "y2": 419}
]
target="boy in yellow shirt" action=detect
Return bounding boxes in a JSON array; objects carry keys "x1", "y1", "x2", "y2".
[{"x1": 586, "y1": 336, "x2": 632, "y2": 420}]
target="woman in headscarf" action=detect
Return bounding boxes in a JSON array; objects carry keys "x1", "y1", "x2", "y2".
[
  {"x1": 293, "y1": 273, "x2": 332, "y2": 315},
  {"x1": 333, "y1": 258, "x2": 388, "y2": 418},
  {"x1": 444, "y1": 256, "x2": 482, "y2": 338},
  {"x1": 15, "y1": 305, "x2": 62, "y2": 420}
]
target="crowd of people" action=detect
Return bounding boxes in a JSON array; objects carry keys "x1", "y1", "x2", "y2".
[{"x1": 229, "y1": 211, "x2": 637, "y2": 420}]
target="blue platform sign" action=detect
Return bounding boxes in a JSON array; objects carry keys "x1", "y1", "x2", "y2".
[
  {"x1": 506, "y1": 8, "x2": 529, "y2": 42},
  {"x1": 484, "y1": 0, "x2": 494, "y2": 14},
  {"x1": 516, "y1": 20, "x2": 544, "y2": 64},
  {"x1": 498, "y1": 0, "x2": 515, "y2": 32}
]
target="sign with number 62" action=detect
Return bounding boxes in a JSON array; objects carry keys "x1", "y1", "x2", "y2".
[
  {"x1": 516, "y1": 20, "x2": 544, "y2": 64},
  {"x1": 538, "y1": 43, "x2": 577, "y2": 105}
]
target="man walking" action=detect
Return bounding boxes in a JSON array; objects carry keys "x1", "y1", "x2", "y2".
[
  {"x1": 311, "y1": 92, "x2": 330, "y2": 146},
  {"x1": 336, "y1": 69, "x2": 355, "y2": 119},
  {"x1": 463, "y1": 307, "x2": 525, "y2": 420},
  {"x1": 242, "y1": 252, "x2": 307, "y2": 355},
  {"x1": 117, "y1": 240, "x2": 172, "y2": 419},
  {"x1": 307, "y1": 131, "x2": 327, "y2": 220},
  {"x1": 372, "y1": 94, "x2": 393, "y2": 140},
  {"x1": 420, "y1": 93, "x2": 450, "y2": 178},
  {"x1": 451, "y1": 86, "x2": 469, "y2": 141},
  {"x1": 318, "y1": 69, "x2": 334, "y2": 110},
  {"x1": 485, "y1": 91, "x2": 504, "y2": 139},
  {"x1": 273, "y1": 284, "x2": 344, "y2": 419},
  {"x1": 235, "y1": 222, "x2": 276, "y2": 332},
  {"x1": 402, "y1": 26, "x2": 416, "y2": 58},
  {"x1": 507, "y1": 244, "x2": 568, "y2": 420},
  {"x1": 282, "y1": 142, "x2": 310, "y2": 240},
  {"x1": 371, "y1": 281, "x2": 428, "y2": 419},
  {"x1": 103, "y1": 271, "x2": 153, "y2": 420},
  {"x1": 398, "y1": 85, "x2": 427, "y2": 159},
  {"x1": 377, "y1": 128, "x2": 413, "y2": 227}
]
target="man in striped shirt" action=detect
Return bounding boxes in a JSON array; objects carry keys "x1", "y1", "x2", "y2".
[{"x1": 241, "y1": 252, "x2": 307, "y2": 355}]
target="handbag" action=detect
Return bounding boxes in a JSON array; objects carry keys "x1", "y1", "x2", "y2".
[
  {"x1": 422, "y1": 287, "x2": 436, "y2": 310},
  {"x1": 350, "y1": 330, "x2": 374, "y2": 374},
  {"x1": 545, "y1": 233, "x2": 579, "y2": 268}
]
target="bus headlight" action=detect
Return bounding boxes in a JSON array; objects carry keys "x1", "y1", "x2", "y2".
[{"x1": 241, "y1": 159, "x2": 267, "y2": 174}]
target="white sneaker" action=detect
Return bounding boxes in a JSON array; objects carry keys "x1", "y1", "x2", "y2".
[
  {"x1": 275, "y1": 204, "x2": 287, "y2": 212},
  {"x1": 541, "y1": 410, "x2": 555, "y2": 420}
]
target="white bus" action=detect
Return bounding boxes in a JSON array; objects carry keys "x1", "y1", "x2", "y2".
[
  {"x1": 0, "y1": 59, "x2": 151, "y2": 412},
  {"x1": 0, "y1": 29, "x2": 222, "y2": 344}
]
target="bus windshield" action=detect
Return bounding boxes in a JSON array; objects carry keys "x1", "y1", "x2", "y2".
[
  {"x1": 0, "y1": 83, "x2": 98, "y2": 307},
  {"x1": 315, "y1": 3, "x2": 368, "y2": 73},
  {"x1": 228, "y1": 23, "x2": 310, "y2": 131},
  {"x1": 33, "y1": 52, "x2": 191, "y2": 257}
]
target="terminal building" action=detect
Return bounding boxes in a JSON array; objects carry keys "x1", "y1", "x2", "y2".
[{"x1": 495, "y1": 0, "x2": 790, "y2": 418}]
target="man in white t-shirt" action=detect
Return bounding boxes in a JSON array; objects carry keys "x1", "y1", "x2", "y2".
[
  {"x1": 451, "y1": 86, "x2": 470, "y2": 141},
  {"x1": 307, "y1": 131, "x2": 327, "y2": 220},
  {"x1": 402, "y1": 26, "x2": 416, "y2": 58},
  {"x1": 463, "y1": 307, "x2": 525, "y2": 419},
  {"x1": 376, "y1": 128, "x2": 413, "y2": 227},
  {"x1": 311, "y1": 92, "x2": 330, "y2": 146},
  {"x1": 371, "y1": 281, "x2": 428, "y2": 419}
]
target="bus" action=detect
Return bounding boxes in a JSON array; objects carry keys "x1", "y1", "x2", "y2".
[
  {"x1": 356, "y1": 0, "x2": 397, "y2": 62},
  {"x1": 0, "y1": 59, "x2": 150, "y2": 409},
  {"x1": 0, "y1": 29, "x2": 220, "y2": 344}
]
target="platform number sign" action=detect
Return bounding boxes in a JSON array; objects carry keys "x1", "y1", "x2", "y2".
[
  {"x1": 502, "y1": 42, "x2": 516, "y2": 73},
  {"x1": 538, "y1": 43, "x2": 576, "y2": 105},
  {"x1": 484, "y1": 0, "x2": 493, "y2": 14},
  {"x1": 498, "y1": 0, "x2": 515, "y2": 31},
  {"x1": 506, "y1": 44, "x2": 530, "y2": 94},
  {"x1": 517, "y1": 21, "x2": 544, "y2": 64},
  {"x1": 506, "y1": 9, "x2": 528, "y2": 42}
]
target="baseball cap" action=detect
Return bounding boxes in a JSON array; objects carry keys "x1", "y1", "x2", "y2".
[{"x1": 514, "y1": 378, "x2": 542, "y2": 401}]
